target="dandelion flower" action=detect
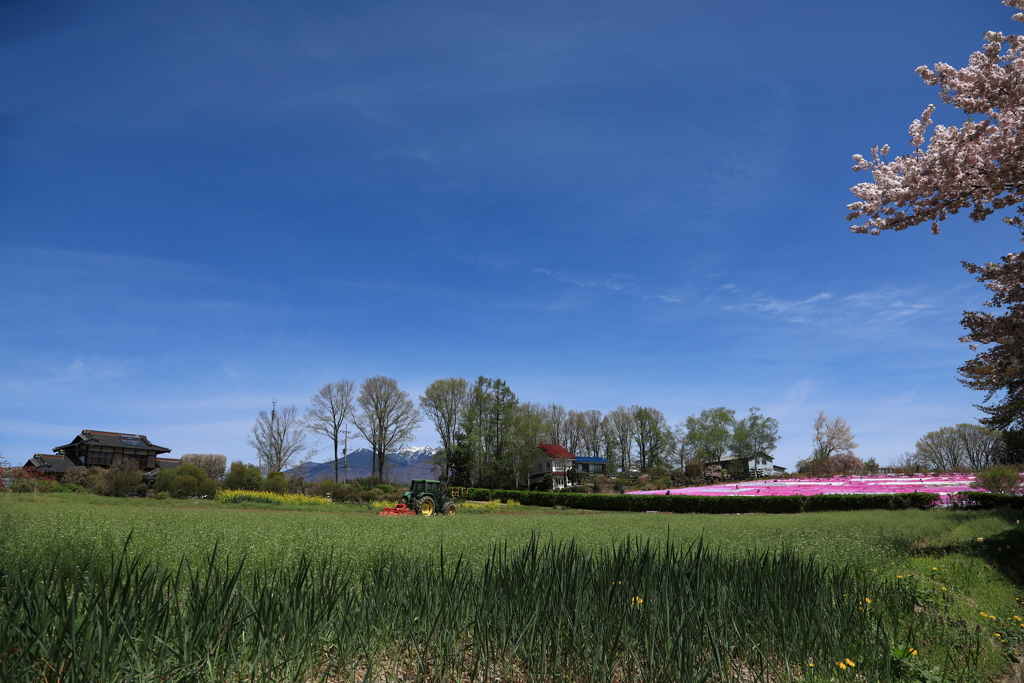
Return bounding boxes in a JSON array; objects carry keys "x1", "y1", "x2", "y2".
[
  {"x1": 631, "y1": 596, "x2": 643, "y2": 606},
  {"x1": 932, "y1": 567, "x2": 938, "y2": 571},
  {"x1": 845, "y1": 658, "x2": 856, "y2": 667},
  {"x1": 909, "y1": 648, "x2": 918, "y2": 656},
  {"x1": 864, "y1": 598, "x2": 871, "y2": 603},
  {"x1": 942, "y1": 587, "x2": 947, "y2": 591},
  {"x1": 837, "y1": 662, "x2": 847, "y2": 670}
]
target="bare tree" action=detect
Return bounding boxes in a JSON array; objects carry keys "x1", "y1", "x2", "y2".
[
  {"x1": 304, "y1": 380, "x2": 357, "y2": 483},
  {"x1": 180, "y1": 454, "x2": 227, "y2": 480},
  {"x1": 580, "y1": 409, "x2": 604, "y2": 459},
  {"x1": 247, "y1": 402, "x2": 309, "y2": 475},
  {"x1": 354, "y1": 376, "x2": 422, "y2": 480},
  {"x1": 913, "y1": 426, "x2": 964, "y2": 471},
  {"x1": 420, "y1": 377, "x2": 470, "y2": 477},
  {"x1": 564, "y1": 410, "x2": 587, "y2": 455},
  {"x1": 914, "y1": 423, "x2": 1003, "y2": 471},
  {"x1": 605, "y1": 406, "x2": 636, "y2": 473},
  {"x1": 957, "y1": 424, "x2": 1004, "y2": 470},
  {"x1": 540, "y1": 404, "x2": 569, "y2": 446},
  {"x1": 811, "y1": 411, "x2": 858, "y2": 462}
]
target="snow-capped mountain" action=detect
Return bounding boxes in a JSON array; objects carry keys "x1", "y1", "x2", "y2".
[
  {"x1": 390, "y1": 445, "x2": 437, "y2": 464},
  {"x1": 287, "y1": 445, "x2": 438, "y2": 483}
]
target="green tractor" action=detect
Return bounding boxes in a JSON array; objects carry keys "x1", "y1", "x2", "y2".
[{"x1": 400, "y1": 478, "x2": 458, "y2": 516}]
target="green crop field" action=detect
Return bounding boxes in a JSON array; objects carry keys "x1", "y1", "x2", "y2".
[{"x1": 1, "y1": 492, "x2": 1022, "y2": 682}]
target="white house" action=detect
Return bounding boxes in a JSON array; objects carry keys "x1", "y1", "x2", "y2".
[{"x1": 528, "y1": 444, "x2": 575, "y2": 490}]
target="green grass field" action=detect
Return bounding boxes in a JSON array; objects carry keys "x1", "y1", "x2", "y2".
[{"x1": 1, "y1": 492, "x2": 1022, "y2": 682}]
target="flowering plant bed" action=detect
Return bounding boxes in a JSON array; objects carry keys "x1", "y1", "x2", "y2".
[{"x1": 626, "y1": 474, "x2": 987, "y2": 504}]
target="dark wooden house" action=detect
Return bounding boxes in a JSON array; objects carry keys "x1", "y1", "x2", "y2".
[{"x1": 53, "y1": 430, "x2": 172, "y2": 470}]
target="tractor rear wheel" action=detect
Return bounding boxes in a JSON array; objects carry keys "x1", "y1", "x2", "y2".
[
  {"x1": 441, "y1": 502, "x2": 455, "y2": 515},
  {"x1": 417, "y1": 497, "x2": 435, "y2": 516}
]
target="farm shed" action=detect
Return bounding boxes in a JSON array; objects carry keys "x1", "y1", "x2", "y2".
[{"x1": 706, "y1": 453, "x2": 786, "y2": 480}]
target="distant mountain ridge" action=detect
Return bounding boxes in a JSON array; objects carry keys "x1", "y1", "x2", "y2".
[{"x1": 287, "y1": 445, "x2": 438, "y2": 483}]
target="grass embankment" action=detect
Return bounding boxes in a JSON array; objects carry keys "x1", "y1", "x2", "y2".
[{"x1": 0, "y1": 493, "x2": 1021, "y2": 682}]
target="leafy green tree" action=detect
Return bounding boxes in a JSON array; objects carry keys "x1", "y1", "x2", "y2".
[
  {"x1": 420, "y1": 377, "x2": 470, "y2": 478},
  {"x1": 682, "y1": 408, "x2": 737, "y2": 462},
  {"x1": 730, "y1": 408, "x2": 780, "y2": 459},
  {"x1": 631, "y1": 406, "x2": 674, "y2": 472}
]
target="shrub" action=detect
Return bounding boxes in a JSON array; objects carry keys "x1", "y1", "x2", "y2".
[
  {"x1": 378, "y1": 484, "x2": 395, "y2": 494},
  {"x1": 63, "y1": 466, "x2": 90, "y2": 487},
  {"x1": 173, "y1": 475, "x2": 199, "y2": 499},
  {"x1": 263, "y1": 471, "x2": 288, "y2": 494},
  {"x1": 89, "y1": 458, "x2": 144, "y2": 497},
  {"x1": 974, "y1": 465, "x2": 1023, "y2": 495},
  {"x1": 153, "y1": 468, "x2": 176, "y2": 494},
  {"x1": 223, "y1": 462, "x2": 264, "y2": 491},
  {"x1": 954, "y1": 491, "x2": 1024, "y2": 509},
  {"x1": 197, "y1": 479, "x2": 218, "y2": 499},
  {"x1": 456, "y1": 489, "x2": 939, "y2": 515},
  {"x1": 308, "y1": 480, "x2": 336, "y2": 497}
]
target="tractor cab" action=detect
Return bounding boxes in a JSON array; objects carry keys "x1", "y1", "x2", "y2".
[{"x1": 401, "y1": 478, "x2": 456, "y2": 516}]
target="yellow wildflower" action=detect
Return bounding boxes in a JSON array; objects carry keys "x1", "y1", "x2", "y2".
[
  {"x1": 864, "y1": 598, "x2": 871, "y2": 604},
  {"x1": 836, "y1": 662, "x2": 847, "y2": 670},
  {"x1": 631, "y1": 596, "x2": 643, "y2": 606},
  {"x1": 845, "y1": 658, "x2": 856, "y2": 667}
]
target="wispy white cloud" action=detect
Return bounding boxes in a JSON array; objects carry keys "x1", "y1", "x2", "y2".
[{"x1": 720, "y1": 286, "x2": 950, "y2": 336}]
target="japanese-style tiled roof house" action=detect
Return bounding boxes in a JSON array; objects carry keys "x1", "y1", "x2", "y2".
[
  {"x1": 24, "y1": 453, "x2": 79, "y2": 477},
  {"x1": 52, "y1": 430, "x2": 173, "y2": 470}
]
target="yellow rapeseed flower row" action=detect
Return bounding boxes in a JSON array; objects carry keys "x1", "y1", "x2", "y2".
[{"x1": 216, "y1": 489, "x2": 332, "y2": 506}]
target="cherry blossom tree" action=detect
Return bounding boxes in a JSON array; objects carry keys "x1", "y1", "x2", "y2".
[{"x1": 847, "y1": 0, "x2": 1024, "y2": 429}]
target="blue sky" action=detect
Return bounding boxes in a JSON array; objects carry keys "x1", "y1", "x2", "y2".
[{"x1": 1, "y1": 0, "x2": 1019, "y2": 470}]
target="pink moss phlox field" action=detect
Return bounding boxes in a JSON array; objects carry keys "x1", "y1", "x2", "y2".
[{"x1": 626, "y1": 474, "x2": 993, "y2": 503}]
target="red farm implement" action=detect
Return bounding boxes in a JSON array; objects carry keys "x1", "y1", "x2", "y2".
[{"x1": 377, "y1": 503, "x2": 416, "y2": 516}]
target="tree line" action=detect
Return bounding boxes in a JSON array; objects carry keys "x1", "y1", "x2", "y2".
[{"x1": 251, "y1": 375, "x2": 785, "y2": 490}]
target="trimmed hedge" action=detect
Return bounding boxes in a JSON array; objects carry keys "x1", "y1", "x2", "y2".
[
  {"x1": 954, "y1": 492, "x2": 1024, "y2": 510},
  {"x1": 457, "y1": 488, "x2": 939, "y2": 515}
]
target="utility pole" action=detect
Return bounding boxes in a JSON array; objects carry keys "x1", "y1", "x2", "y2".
[{"x1": 342, "y1": 425, "x2": 352, "y2": 483}]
